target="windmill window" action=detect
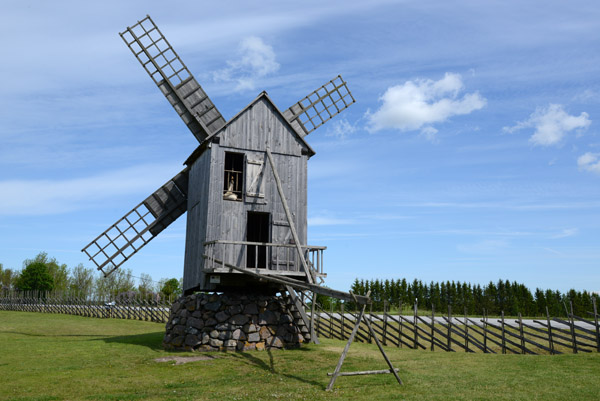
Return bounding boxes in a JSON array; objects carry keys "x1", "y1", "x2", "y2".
[{"x1": 223, "y1": 152, "x2": 244, "y2": 201}]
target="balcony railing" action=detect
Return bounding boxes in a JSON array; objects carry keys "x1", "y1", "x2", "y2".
[{"x1": 203, "y1": 240, "x2": 326, "y2": 278}]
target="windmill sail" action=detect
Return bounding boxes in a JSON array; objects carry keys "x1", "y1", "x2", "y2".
[
  {"x1": 283, "y1": 75, "x2": 355, "y2": 137},
  {"x1": 82, "y1": 169, "x2": 189, "y2": 276},
  {"x1": 120, "y1": 15, "x2": 226, "y2": 142}
]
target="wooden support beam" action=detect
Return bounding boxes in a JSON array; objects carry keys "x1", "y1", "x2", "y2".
[
  {"x1": 202, "y1": 255, "x2": 369, "y2": 305},
  {"x1": 265, "y1": 147, "x2": 314, "y2": 285}
]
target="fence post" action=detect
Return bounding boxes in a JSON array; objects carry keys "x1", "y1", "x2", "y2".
[
  {"x1": 501, "y1": 311, "x2": 506, "y2": 354},
  {"x1": 483, "y1": 309, "x2": 488, "y2": 353},
  {"x1": 518, "y1": 312, "x2": 525, "y2": 354},
  {"x1": 569, "y1": 301, "x2": 578, "y2": 354},
  {"x1": 398, "y1": 301, "x2": 402, "y2": 348},
  {"x1": 447, "y1": 305, "x2": 452, "y2": 351},
  {"x1": 464, "y1": 307, "x2": 469, "y2": 352},
  {"x1": 431, "y1": 304, "x2": 435, "y2": 351},
  {"x1": 546, "y1": 306, "x2": 554, "y2": 355},
  {"x1": 413, "y1": 299, "x2": 418, "y2": 349},
  {"x1": 330, "y1": 303, "x2": 334, "y2": 339},
  {"x1": 593, "y1": 297, "x2": 599, "y2": 353},
  {"x1": 368, "y1": 302, "x2": 373, "y2": 344},
  {"x1": 341, "y1": 303, "x2": 346, "y2": 340},
  {"x1": 382, "y1": 301, "x2": 388, "y2": 346}
]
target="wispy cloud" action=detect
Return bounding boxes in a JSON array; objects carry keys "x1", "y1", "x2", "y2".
[
  {"x1": 365, "y1": 73, "x2": 486, "y2": 136},
  {"x1": 504, "y1": 104, "x2": 591, "y2": 146},
  {"x1": 325, "y1": 119, "x2": 358, "y2": 139},
  {"x1": 550, "y1": 228, "x2": 578, "y2": 239},
  {"x1": 0, "y1": 163, "x2": 181, "y2": 216},
  {"x1": 577, "y1": 152, "x2": 600, "y2": 175},
  {"x1": 213, "y1": 36, "x2": 279, "y2": 91}
]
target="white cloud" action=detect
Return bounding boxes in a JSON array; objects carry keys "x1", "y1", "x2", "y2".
[
  {"x1": 325, "y1": 119, "x2": 357, "y2": 139},
  {"x1": 577, "y1": 152, "x2": 600, "y2": 175},
  {"x1": 366, "y1": 73, "x2": 486, "y2": 133},
  {"x1": 213, "y1": 36, "x2": 279, "y2": 91},
  {"x1": 551, "y1": 228, "x2": 578, "y2": 239},
  {"x1": 0, "y1": 163, "x2": 181, "y2": 216},
  {"x1": 504, "y1": 104, "x2": 591, "y2": 146}
]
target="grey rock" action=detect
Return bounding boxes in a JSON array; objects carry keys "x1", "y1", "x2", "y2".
[
  {"x1": 215, "y1": 310, "x2": 229, "y2": 323},
  {"x1": 205, "y1": 301, "x2": 221, "y2": 311},
  {"x1": 209, "y1": 338, "x2": 223, "y2": 347},
  {"x1": 209, "y1": 330, "x2": 220, "y2": 339},
  {"x1": 243, "y1": 303, "x2": 259, "y2": 315},
  {"x1": 248, "y1": 332, "x2": 261, "y2": 342},
  {"x1": 258, "y1": 310, "x2": 277, "y2": 325},
  {"x1": 229, "y1": 314, "x2": 249, "y2": 326}
]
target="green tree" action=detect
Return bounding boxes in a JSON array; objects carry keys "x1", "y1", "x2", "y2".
[
  {"x1": 160, "y1": 278, "x2": 182, "y2": 300},
  {"x1": 15, "y1": 262, "x2": 54, "y2": 292},
  {"x1": 23, "y1": 252, "x2": 69, "y2": 293},
  {"x1": 1, "y1": 264, "x2": 19, "y2": 290},
  {"x1": 69, "y1": 263, "x2": 95, "y2": 297}
]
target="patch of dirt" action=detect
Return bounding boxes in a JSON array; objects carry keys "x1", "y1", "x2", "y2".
[{"x1": 154, "y1": 355, "x2": 215, "y2": 365}]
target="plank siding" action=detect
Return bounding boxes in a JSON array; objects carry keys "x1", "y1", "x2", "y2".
[{"x1": 183, "y1": 96, "x2": 310, "y2": 292}]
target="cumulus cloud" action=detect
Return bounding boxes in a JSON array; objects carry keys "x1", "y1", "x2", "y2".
[
  {"x1": 504, "y1": 104, "x2": 591, "y2": 146},
  {"x1": 577, "y1": 152, "x2": 600, "y2": 175},
  {"x1": 213, "y1": 36, "x2": 279, "y2": 91},
  {"x1": 365, "y1": 72, "x2": 486, "y2": 134}
]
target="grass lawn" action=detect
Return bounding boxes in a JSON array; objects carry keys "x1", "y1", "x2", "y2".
[{"x1": 1, "y1": 311, "x2": 599, "y2": 401}]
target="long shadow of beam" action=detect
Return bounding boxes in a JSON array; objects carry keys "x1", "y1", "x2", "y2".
[
  {"x1": 229, "y1": 349, "x2": 325, "y2": 390},
  {"x1": 97, "y1": 331, "x2": 165, "y2": 351}
]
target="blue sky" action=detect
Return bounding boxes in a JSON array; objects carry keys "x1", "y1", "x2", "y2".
[{"x1": 1, "y1": 0, "x2": 599, "y2": 293}]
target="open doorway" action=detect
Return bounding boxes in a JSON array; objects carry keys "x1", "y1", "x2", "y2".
[{"x1": 247, "y1": 212, "x2": 270, "y2": 269}]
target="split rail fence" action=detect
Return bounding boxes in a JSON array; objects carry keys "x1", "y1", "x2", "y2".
[
  {"x1": 0, "y1": 291, "x2": 171, "y2": 323},
  {"x1": 313, "y1": 299, "x2": 600, "y2": 355}
]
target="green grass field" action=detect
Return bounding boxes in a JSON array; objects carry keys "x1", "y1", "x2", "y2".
[{"x1": 1, "y1": 311, "x2": 599, "y2": 401}]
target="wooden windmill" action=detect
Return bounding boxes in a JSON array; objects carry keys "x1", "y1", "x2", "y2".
[
  {"x1": 82, "y1": 15, "x2": 402, "y2": 388},
  {"x1": 82, "y1": 15, "x2": 355, "y2": 294}
]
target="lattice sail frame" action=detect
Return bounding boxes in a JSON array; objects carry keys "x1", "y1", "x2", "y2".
[
  {"x1": 120, "y1": 15, "x2": 225, "y2": 142},
  {"x1": 82, "y1": 169, "x2": 189, "y2": 276},
  {"x1": 284, "y1": 75, "x2": 356, "y2": 137}
]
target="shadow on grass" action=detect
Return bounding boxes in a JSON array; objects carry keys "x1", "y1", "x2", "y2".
[
  {"x1": 0, "y1": 330, "x2": 105, "y2": 338},
  {"x1": 98, "y1": 331, "x2": 165, "y2": 351},
  {"x1": 230, "y1": 348, "x2": 326, "y2": 390}
]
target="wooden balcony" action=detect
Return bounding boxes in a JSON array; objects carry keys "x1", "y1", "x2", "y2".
[{"x1": 203, "y1": 240, "x2": 326, "y2": 279}]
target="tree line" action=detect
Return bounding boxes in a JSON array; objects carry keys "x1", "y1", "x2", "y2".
[
  {"x1": 0, "y1": 252, "x2": 182, "y2": 300},
  {"x1": 335, "y1": 278, "x2": 598, "y2": 318}
]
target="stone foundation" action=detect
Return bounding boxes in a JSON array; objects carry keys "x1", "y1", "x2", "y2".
[{"x1": 162, "y1": 292, "x2": 310, "y2": 351}]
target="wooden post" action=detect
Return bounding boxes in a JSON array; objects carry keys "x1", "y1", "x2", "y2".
[
  {"x1": 431, "y1": 304, "x2": 435, "y2": 351},
  {"x1": 464, "y1": 307, "x2": 469, "y2": 352},
  {"x1": 382, "y1": 301, "x2": 388, "y2": 346},
  {"x1": 413, "y1": 299, "x2": 418, "y2": 349},
  {"x1": 501, "y1": 311, "x2": 506, "y2": 354},
  {"x1": 518, "y1": 313, "x2": 525, "y2": 354},
  {"x1": 593, "y1": 297, "x2": 599, "y2": 353},
  {"x1": 546, "y1": 306, "x2": 555, "y2": 355},
  {"x1": 310, "y1": 291, "x2": 319, "y2": 344},
  {"x1": 341, "y1": 303, "x2": 346, "y2": 340},
  {"x1": 447, "y1": 305, "x2": 452, "y2": 351},
  {"x1": 569, "y1": 301, "x2": 578, "y2": 354},
  {"x1": 483, "y1": 309, "x2": 488, "y2": 353},
  {"x1": 368, "y1": 302, "x2": 373, "y2": 344},
  {"x1": 398, "y1": 301, "x2": 403, "y2": 348},
  {"x1": 330, "y1": 303, "x2": 334, "y2": 339}
]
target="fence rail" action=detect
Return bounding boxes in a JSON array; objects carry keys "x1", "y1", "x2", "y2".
[
  {"x1": 0, "y1": 290, "x2": 171, "y2": 323},
  {"x1": 313, "y1": 298, "x2": 600, "y2": 355}
]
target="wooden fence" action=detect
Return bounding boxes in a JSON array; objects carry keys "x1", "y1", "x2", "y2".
[
  {"x1": 313, "y1": 298, "x2": 600, "y2": 355},
  {"x1": 0, "y1": 290, "x2": 171, "y2": 323}
]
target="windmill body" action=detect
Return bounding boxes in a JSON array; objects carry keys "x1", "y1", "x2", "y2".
[
  {"x1": 183, "y1": 93, "x2": 316, "y2": 293},
  {"x1": 82, "y1": 15, "x2": 354, "y2": 297}
]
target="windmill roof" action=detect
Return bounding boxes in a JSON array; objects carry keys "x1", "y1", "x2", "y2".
[{"x1": 184, "y1": 91, "x2": 315, "y2": 166}]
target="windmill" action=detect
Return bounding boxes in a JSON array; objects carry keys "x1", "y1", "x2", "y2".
[
  {"x1": 81, "y1": 15, "x2": 403, "y2": 387},
  {"x1": 82, "y1": 15, "x2": 355, "y2": 298}
]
